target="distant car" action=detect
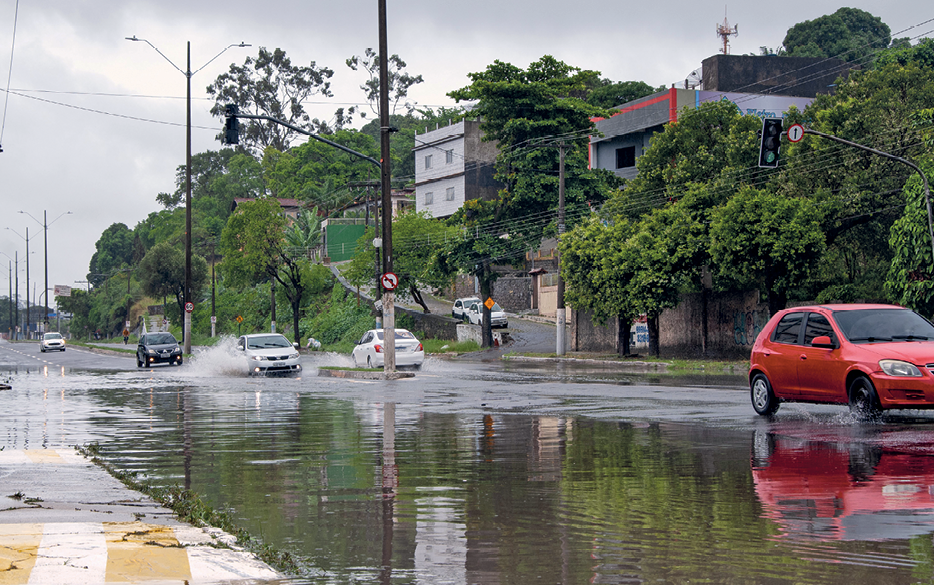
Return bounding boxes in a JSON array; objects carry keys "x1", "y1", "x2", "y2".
[
  {"x1": 465, "y1": 301, "x2": 508, "y2": 328},
  {"x1": 39, "y1": 332, "x2": 66, "y2": 352},
  {"x1": 749, "y1": 303, "x2": 934, "y2": 417},
  {"x1": 137, "y1": 332, "x2": 182, "y2": 367},
  {"x1": 238, "y1": 333, "x2": 302, "y2": 376},
  {"x1": 352, "y1": 328, "x2": 424, "y2": 369},
  {"x1": 452, "y1": 297, "x2": 480, "y2": 321}
]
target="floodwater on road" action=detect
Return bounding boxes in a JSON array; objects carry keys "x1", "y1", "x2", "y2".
[{"x1": 4, "y1": 346, "x2": 934, "y2": 583}]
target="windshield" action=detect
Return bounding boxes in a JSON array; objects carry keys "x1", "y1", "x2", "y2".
[
  {"x1": 832, "y1": 308, "x2": 934, "y2": 343},
  {"x1": 247, "y1": 335, "x2": 292, "y2": 349},
  {"x1": 147, "y1": 333, "x2": 177, "y2": 345},
  {"x1": 44, "y1": 333, "x2": 62, "y2": 340},
  {"x1": 375, "y1": 330, "x2": 416, "y2": 341}
]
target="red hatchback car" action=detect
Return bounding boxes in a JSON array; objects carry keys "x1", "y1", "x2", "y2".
[{"x1": 749, "y1": 303, "x2": 934, "y2": 417}]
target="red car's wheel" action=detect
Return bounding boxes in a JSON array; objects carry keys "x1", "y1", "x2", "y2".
[
  {"x1": 751, "y1": 373, "x2": 780, "y2": 416},
  {"x1": 848, "y1": 376, "x2": 881, "y2": 419}
]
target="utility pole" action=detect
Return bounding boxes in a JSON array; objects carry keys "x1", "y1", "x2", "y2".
[
  {"x1": 556, "y1": 142, "x2": 567, "y2": 355},
  {"x1": 378, "y1": 0, "x2": 395, "y2": 373}
]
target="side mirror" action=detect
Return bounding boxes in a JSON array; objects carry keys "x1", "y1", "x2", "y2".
[
  {"x1": 811, "y1": 335, "x2": 835, "y2": 349},
  {"x1": 293, "y1": 342, "x2": 299, "y2": 349}
]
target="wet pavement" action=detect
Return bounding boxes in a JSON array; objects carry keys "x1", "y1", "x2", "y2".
[{"x1": 4, "y1": 338, "x2": 934, "y2": 583}]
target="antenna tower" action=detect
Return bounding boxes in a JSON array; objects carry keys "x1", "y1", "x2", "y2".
[{"x1": 716, "y1": 8, "x2": 738, "y2": 55}]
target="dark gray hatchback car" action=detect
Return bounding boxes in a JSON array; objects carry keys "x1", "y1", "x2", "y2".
[{"x1": 137, "y1": 332, "x2": 183, "y2": 367}]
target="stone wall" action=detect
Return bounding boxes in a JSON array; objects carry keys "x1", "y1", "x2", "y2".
[
  {"x1": 570, "y1": 290, "x2": 770, "y2": 358},
  {"x1": 448, "y1": 274, "x2": 531, "y2": 313},
  {"x1": 395, "y1": 305, "x2": 460, "y2": 341}
]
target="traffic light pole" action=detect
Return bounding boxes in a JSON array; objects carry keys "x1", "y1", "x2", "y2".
[{"x1": 802, "y1": 128, "x2": 934, "y2": 266}]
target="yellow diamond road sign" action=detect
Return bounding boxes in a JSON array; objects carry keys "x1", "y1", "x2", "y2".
[{"x1": 484, "y1": 297, "x2": 495, "y2": 310}]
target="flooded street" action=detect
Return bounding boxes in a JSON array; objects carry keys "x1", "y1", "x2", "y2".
[{"x1": 4, "y1": 341, "x2": 934, "y2": 583}]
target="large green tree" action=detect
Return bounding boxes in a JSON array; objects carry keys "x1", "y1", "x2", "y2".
[
  {"x1": 884, "y1": 158, "x2": 934, "y2": 316},
  {"x1": 220, "y1": 198, "x2": 315, "y2": 344},
  {"x1": 138, "y1": 241, "x2": 208, "y2": 321},
  {"x1": 346, "y1": 211, "x2": 456, "y2": 313},
  {"x1": 207, "y1": 47, "x2": 335, "y2": 152},
  {"x1": 443, "y1": 56, "x2": 620, "y2": 344},
  {"x1": 710, "y1": 187, "x2": 827, "y2": 315},
  {"x1": 345, "y1": 48, "x2": 424, "y2": 121},
  {"x1": 88, "y1": 223, "x2": 135, "y2": 286},
  {"x1": 782, "y1": 8, "x2": 891, "y2": 63}
]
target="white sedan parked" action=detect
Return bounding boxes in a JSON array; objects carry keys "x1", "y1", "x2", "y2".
[{"x1": 352, "y1": 328, "x2": 424, "y2": 369}]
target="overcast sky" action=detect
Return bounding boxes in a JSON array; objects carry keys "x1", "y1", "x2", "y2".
[{"x1": 0, "y1": 1, "x2": 929, "y2": 309}]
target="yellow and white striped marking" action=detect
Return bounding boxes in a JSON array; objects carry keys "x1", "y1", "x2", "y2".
[{"x1": 0, "y1": 450, "x2": 280, "y2": 583}]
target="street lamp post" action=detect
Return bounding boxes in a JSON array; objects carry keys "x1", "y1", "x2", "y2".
[
  {"x1": 126, "y1": 36, "x2": 249, "y2": 354},
  {"x1": 6, "y1": 227, "x2": 37, "y2": 339},
  {"x1": 19, "y1": 210, "x2": 72, "y2": 333}
]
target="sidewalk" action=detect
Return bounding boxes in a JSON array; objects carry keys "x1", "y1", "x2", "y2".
[{"x1": 0, "y1": 448, "x2": 283, "y2": 584}]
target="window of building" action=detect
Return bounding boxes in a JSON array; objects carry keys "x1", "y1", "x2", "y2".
[
  {"x1": 445, "y1": 149, "x2": 454, "y2": 164},
  {"x1": 424, "y1": 154, "x2": 432, "y2": 169},
  {"x1": 616, "y1": 146, "x2": 636, "y2": 169},
  {"x1": 424, "y1": 192, "x2": 433, "y2": 205},
  {"x1": 445, "y1": 187, "x2": 455, "y2": 201}
]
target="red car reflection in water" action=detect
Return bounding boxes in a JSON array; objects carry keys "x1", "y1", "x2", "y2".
[
  {"x1": 749, "y1": 304, "x2": 934, "y2": 417},
  {"x1": 752, "y1": 431, "x2": 934, "y2": 541}
]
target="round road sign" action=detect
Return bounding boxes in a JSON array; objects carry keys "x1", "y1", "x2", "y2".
[
  {"x1": 381, "y1": 272, "x2": 399, "y2": 291},
  {"x1": 787, "y1": 123, "x2": 805, "y2": 143},
  {"x1": 185, "y1": 302, "x2": 194, "y2": 313}
]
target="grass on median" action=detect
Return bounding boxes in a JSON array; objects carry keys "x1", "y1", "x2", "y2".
[{"x1": 503, "y1": 351, "x2": 748, "y2": 373}]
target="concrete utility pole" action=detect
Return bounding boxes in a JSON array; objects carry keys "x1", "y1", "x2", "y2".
[
  {"x1": 378, "y1": 0, "x2": 396, "y2": 372},
  {"x1": 556, "y1": 142, "x2": 567, "y2": 355}
]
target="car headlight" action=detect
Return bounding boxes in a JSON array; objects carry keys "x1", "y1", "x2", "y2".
[
  {"x1": 251, "y1": 355, "x2": 267, "y2": 361},
  {"x1": 172, "y1": 348, "x2": 181, "y2": 354},
  {"x1": 289, "y1": 352, "x2": 299, "y2": 359},
  {"x1": 147, "y1": 349, "x2": 157, "y2": 355},
  {"x1": 879, "y1": 360, "x2": 922, "y2": 377}
]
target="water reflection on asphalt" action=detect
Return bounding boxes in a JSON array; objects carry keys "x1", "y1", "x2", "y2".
[{"x1": 4, "y1": 352, "x2": 934, "y2": 583}]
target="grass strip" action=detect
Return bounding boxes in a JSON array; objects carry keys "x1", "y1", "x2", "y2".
[{"x1": 75, "y1": 443, "x2": 303, "y2": 576}]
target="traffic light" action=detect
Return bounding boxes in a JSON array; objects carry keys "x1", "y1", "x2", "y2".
[
  {"x1": 223, "y1": 104, "x2": 239, "y2": 145},
  {"x1": 758, "y1": 118, "x2": 783, "y2": 168}
]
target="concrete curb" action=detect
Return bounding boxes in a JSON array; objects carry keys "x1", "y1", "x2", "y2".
[
  {"x1": 503, "y1": 355, "x2": 670, "y2": 369},
  {"x1": 0, "y1": 448, "x2": 281, "y2": 584},
  {"x1": 318, "y1": 368, "x2": 415, "y2": 380}
]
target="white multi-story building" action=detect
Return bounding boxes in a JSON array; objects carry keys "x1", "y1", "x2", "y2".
[{"x1": 413, "y1": 119, "x2": 502, "y2": 218}]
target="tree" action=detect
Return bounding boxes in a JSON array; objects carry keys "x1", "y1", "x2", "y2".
[
  {"x1": 884, "y1": 159, "x2": 934, "y2": 316},
  {"x1": 560, "y1": 216, "x2": 639, "y2": 356},
  {"x1": 262, "y1": 130, "x2": 380, "y2": 213},
  {"x1": 284, "y1": 208, "x2": 323, "y2": 259},
  {"x1": 138, "y1": 241, "x2": 208, "y2": 320},
  {"x1": 346, "y1": 211, "x2": 456, "y2": 313},
  {"x1": 88, "y1": 223, "x2": 135, "y2": 286},
  {"x1": 586, "y1": 79, "x2": 663, "y2": 109},
  {"x1": 345, "y1": 48, "x2": 423, "y2": 120},
  {"x1": 710, "y1": 187, "x2": 827, "y2": 315},
  {"x1": 444, "y1": 56, "x2": 620, "y2": 346},
  {"x1": 782, "y1": 8, "x2": 891, "y2": 63},
  {"x1": 207, "y1": 47, "x2": 335, "y2": 152},
  {"x1": 604, "y1": 99, "x2": 761, "y2": 220},
  {"x1": 220, "y1": 198, "x2": 315, "y2": 344}
]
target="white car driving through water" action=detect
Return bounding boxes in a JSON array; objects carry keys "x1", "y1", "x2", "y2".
[{"x1": 237, "y1": 333, "x2": 302, "y2": 376}]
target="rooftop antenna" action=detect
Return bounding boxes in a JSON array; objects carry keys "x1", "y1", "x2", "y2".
[{"x1": 716, "y1": 7, "x2": 738, "y2": 55}]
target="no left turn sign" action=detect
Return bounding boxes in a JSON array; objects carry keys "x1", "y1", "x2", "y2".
[{"x1": 381, "y1": 272, "x2": 399, "y2": 291}]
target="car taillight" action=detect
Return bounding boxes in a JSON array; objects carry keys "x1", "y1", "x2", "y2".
[
  {"x1": 417, "y1": 343, "x2": 423, "y2": 351},
  {"x1": 375, "y1": 344, "x2": 383, "y2": 353}
]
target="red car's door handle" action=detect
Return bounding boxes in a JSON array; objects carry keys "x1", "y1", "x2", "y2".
[{"x1": 799, "y1": 354, "x2": 807, "y2": 360}]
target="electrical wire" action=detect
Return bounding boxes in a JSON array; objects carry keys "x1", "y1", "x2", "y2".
[{"x1": 0, "y1": 0, "x2": 20, "y2": 150}]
